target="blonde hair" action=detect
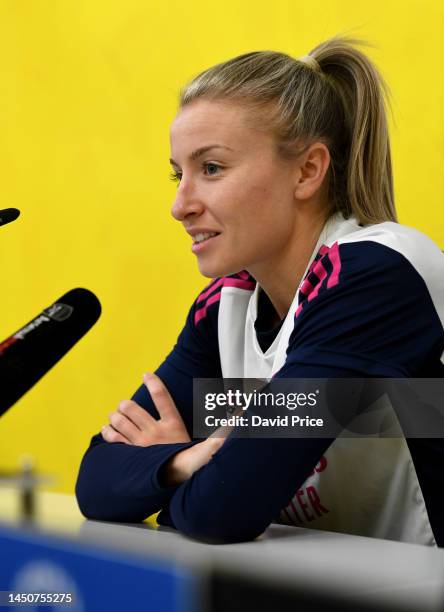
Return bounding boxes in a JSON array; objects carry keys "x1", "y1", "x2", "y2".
[{"x1": 178, "y1": 35, "x2": 397, "y2": 225}]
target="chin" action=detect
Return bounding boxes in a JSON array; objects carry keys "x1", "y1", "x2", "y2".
[{"x1": 196, "y1": 257, "x2": 244, "y2": 280}]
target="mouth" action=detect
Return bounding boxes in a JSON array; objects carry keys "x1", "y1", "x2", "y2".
[{"x1": 191, "y1": 232, "x2": 221, "y2": 253}]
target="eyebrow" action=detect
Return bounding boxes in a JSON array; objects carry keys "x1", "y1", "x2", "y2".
[{"x1": 169, "y1": 145, "x2": 235, "y2": 166}]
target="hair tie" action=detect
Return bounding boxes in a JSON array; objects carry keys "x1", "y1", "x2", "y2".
[{"x1": 299, "y1": 54, "x2": 322, "y2": 74}]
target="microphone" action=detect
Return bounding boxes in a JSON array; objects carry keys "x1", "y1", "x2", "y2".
[
  {"x1": 0, "y1": 288, "x2": 101, "y2": 417},
  {"x1": 0, "y1": 208, "x2": 20, "y2": 227}
]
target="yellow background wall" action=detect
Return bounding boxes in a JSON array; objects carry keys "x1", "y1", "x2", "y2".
[{"x1": 0, "y1": 0, "x2": 442, "y2": 495}]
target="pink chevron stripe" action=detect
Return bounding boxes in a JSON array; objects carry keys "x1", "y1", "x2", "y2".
[
  {"x1": 237, "y1": 270, "x2": 250, "y2": 280},
  {"x1": 306, "y1": 259, "x2": 318, "y2": 279},
  {"x1": 197, "y1": 276, "x2": 255, "y2": 304},
  {"x1": 194, "y1": 276, "x2": 255, "y2": 324},
  {"x1": 194, "y1": 291, "x2": 222, "y2": 325},
  {"x1": 205, "y1": 277, "x2": 221, "y2": 292},
  {"x1": 197, "y1": 278, "x2": 225, "y2": 304},
  {"x1": 295, "y1": 243, "x2": 341, "y2": 318},
  {"x1": 295, "y1": 303, "x2": 303, "y2": 318},
  {"x1": 305, "y1": 244, "x2": 328, "y2": 278},
  {"x1": 307, "y1": 259, "x2": 328, "y2": 302},
  {"x1": 223, "y1": 278, "x2": 256, "y2": 291},
  {"x1": 327, "y1": 241, "x2": 341, "y2": 288},
  {"x1": 299, "y1": 277, "x2": 315, "y2": 296}
]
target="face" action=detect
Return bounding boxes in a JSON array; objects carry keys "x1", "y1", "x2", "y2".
[{"x1": 169, "y1": 99, "x2": 301, "y2": 279}]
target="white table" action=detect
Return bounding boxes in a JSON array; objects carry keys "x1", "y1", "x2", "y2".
[{"x1": 1, "y1": 488, "x2": 443, "y2": 611}]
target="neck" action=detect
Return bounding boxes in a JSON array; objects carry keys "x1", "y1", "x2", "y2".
[{"x1": 248, "y1": 211, "x2": 330, "y2": 320}]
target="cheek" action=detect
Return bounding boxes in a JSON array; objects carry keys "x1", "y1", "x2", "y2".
[
  {"x1": 214, "y1": 166, "x2": 294, "y2": 243},
  {"x1": 237, "y1": 180, "x2": 292, "y2": 231}
]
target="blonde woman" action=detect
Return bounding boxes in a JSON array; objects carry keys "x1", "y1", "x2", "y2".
[{"x1": 76, "y1": 36, "x2": 444, "y2": 545}]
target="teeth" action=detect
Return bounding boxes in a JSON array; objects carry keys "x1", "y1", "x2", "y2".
[{"x1": 194, "y1": 232, "x2": 218, "y2": 244}]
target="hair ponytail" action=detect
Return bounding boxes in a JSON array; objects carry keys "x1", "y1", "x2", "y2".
[
  {"x1": 309, "y1": 36, "x2": 396, "y2": 223},
  {"x1": 179, "y1": 35, "x2": 396, "y2": 225}
]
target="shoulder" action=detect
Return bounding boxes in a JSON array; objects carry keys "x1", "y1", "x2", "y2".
[
  {"x1": 337, "y1": 221, "x2": 444, "y2": 288},
  {"x1": 287, "y1": 222, "x2": 444, "y2": 376},
  {"x1": 297, "y1": 221, "x2": 444, "y2": 321},
  {"x1": 340, "y1": 222, "x2": 443, "y2": 325}
]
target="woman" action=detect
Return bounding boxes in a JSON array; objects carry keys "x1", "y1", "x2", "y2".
[{"x1": 76, "y1": 36, "x2": 444, "y2": 545}]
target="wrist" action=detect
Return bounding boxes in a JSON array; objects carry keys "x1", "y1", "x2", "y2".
[{"x1": 159, "y1": 450, "x2": 188, "y2": 487}]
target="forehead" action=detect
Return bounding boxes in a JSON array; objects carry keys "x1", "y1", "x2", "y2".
[{"x1": 169, "y1": 99, "x2": 269, "y2": 151}]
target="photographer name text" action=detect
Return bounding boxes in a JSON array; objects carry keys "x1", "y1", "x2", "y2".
[{"x1": 205, "y1": 415, "x2": 324, "y2": 428}]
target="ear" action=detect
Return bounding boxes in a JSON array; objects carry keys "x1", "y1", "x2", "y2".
[{"x1": 293, "y1": 142, "x2": 331, "y2": 200}]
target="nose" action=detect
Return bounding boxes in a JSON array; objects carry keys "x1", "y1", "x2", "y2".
[{"x1": 171, "y1": 179, "x2": 204, "y2": 222}]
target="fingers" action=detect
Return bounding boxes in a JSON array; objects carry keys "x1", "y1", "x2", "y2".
[
  {"x1": 101, "y1": 424, "x2": 130, "y2": 444},
  {"x1": 101, "y1": 373, "x2": 188, "y2": 449},
  {"x1": 143, "y1": 372, "x2": 181, "y2": 420},
  {"x1": 107, "y1": 410, "x2": 140, "y2": 443},
  {"x1": 118, "y1": 399, "x2": 155, "y2": 430}
]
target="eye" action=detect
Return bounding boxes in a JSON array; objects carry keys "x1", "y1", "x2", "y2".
[
  {"x1": 168, "y1": 162, "x2": 223, "y2": 184},
  {"x1": 203, "y1": 162, "x2": 222, "y2": 176}
]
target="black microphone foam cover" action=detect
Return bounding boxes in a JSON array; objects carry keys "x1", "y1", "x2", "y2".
[
  {"x1": 0, "y1": 208, "x2": 20, "y2": 226},
  {"x1": 0, "y1": 288, "x2": 101, "y2": 416}
]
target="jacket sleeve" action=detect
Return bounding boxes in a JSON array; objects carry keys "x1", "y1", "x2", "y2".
[
  {"x1": 75, "y1": 283, "x2": 222, "y2": 522},
  {"x1": 158, "y1": 241, "x2": 444, "y2": 543}
]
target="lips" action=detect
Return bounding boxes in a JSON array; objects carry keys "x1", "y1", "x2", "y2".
[
  {"x1": 191, "y1": 232, "x2": 221, "y2": 253},
  {"x1": 193, "y1": 231, "x2": 220, "y2": 244}
]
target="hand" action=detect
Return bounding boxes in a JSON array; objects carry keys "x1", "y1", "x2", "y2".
[
  {"x1": 161, "y1": 425, "x2": 230, "y2": 486},
  {"x1": 101, "y1": 372, "x2": 191, "y2": 446}
]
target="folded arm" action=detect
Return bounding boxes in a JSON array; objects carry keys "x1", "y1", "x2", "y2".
[
  {"x1": 75, "y1": 286, "x2": 222, "y2": 522},
  {"x1": 75, "y1": 361, "x2": 199, "y2": 522}
]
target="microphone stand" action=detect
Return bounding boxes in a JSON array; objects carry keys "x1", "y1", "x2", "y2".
[{"x1": 0, "y1": 456, "x2": 55, "y2": 523}]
